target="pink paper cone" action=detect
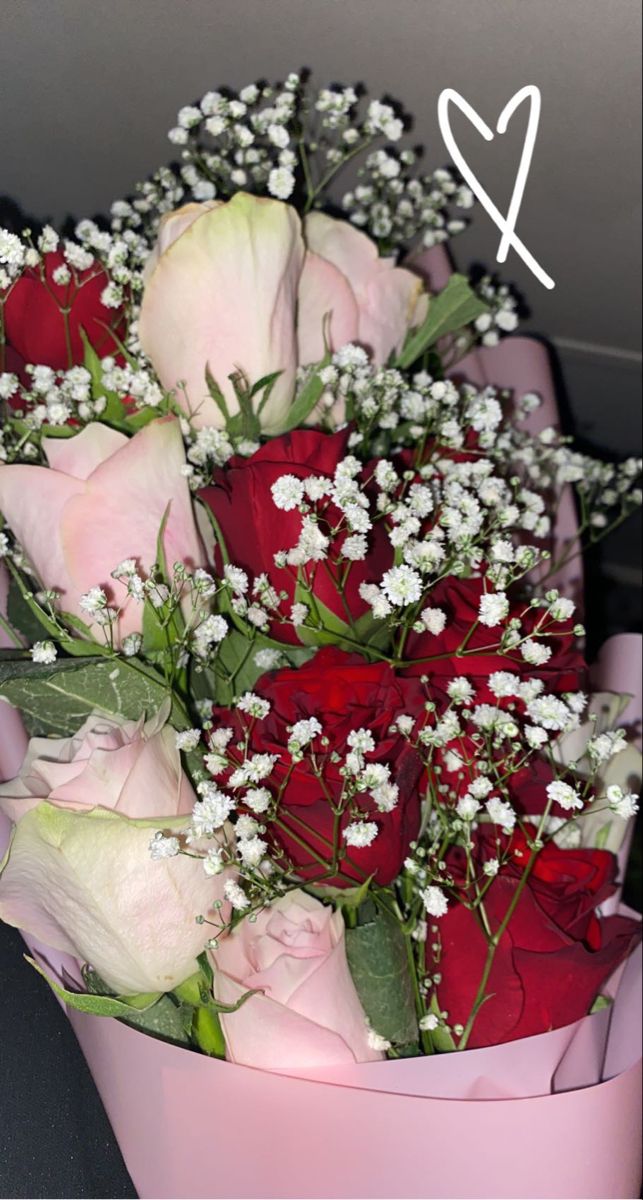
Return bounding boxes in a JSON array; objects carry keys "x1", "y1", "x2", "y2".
[
  {"x1": 15, "y1": 922, "x2": 640, "y2": 1200},
  {"x1": 65, "y1": 998, "x2": 641, "y2": 1200},
  {"x1": 591, "y1": 633, "x2": 643, "y2": 904},
  {"x1": 591, "y1": 634, "x2": 643, "y2": 752}
]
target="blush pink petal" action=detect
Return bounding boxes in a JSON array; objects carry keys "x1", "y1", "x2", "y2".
[
  {"x1": 118, "y1": 731, "x2": 196, "y2": 820},
  {"x1": 0, "y1": 713, "x2": 197, "y2": 825},
  {"x1": 0, "y1": 464, "x2": 84, "y2": 607},
  {"x1": 303, "y1": 212, "x2": 381, "y2": 287},
  {"x1": 297, "y1": 250, "x2": 359, "y2": 364},
  {"x1": 303, "y1": 212, "x2": 423, "y2": 363},
  {"x1": 45, "y1": 741, "x2": 144, "y2": 809},
  {"x1": 356, "y1": 267, "x2": 424, "y2": 364},
  {"x1": 142, "y1": 202, "x2": 222, "y2": 283},
  {"x1": 213, "y1": 891, "x2": 382, "y2": 1069},
  {"x1": 139, "y1": 193, "x2": 305, "y2": 432},
  {"x1": 60, "y1": 417, "x2": 203, "y2": 639},
  {"x1": 216, "y1": 973, "x2": 369, "y2": 1070},
  {"x1": 43, "y1": 424, "x2": 129, "y2": 480}
]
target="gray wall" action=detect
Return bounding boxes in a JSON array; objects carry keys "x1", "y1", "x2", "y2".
[{"x1": 1, "y1": 0, "x2": 641, "y2": 460}]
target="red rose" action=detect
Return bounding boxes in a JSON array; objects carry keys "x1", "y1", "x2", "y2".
[
  {"x1": 402, "y1": 576, "x2": 585, "y2": 694},
  {"x1": 199, "y1": 430, "x2": 392, "y2": 646},
  {"x1": 211, "y1": 647, "x2": 424, "y2": 886},
  {"x1": 4, "y1": 250, "x2": 123, "y2": 370},
  {"x1": 433, "y1": 829, "x2": 641, "y2": 1048}
]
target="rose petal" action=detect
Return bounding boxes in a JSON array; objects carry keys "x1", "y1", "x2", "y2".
[
  {"x1": 297, "y1": 251, "x2": 359, "y2": 364},
  {"x1": 303, "y1": 212, "x2": 423, "y2": 364},
  {"x1": 60, "y1": 417, "x2": 203, "y2": 639},
  {"x1": 139, "y1": 193, "x2": 304, "y2": 432},
  {"x1": 43, "y1": 424, "x2": 128, "y2": 480},
  {"x1": 0, "y1": 803, "x2": 222, "y2": 994},
  {"x1": 0, "y1": 463, "x2": 83, "y2": 607}
]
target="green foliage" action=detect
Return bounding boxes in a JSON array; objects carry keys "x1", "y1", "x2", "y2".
[
  {"x1": 6, "y1": 579, "x2": 40, "y2": 645},
  {"x1": 0, "y1": 655, "x2": 186, "y2": 737},
  {"x1": 424, "y1": 992, "x2": 457, "y2": 1053},
  {"x1": 278, "y1": 362, "x2": 330, "y2": 433},
  {"x1": 345, "y1": 899, "x2": 420, "y2": 1050},
  {"x1": 590, "y1": 994, "x2": 613, "y2": 1014},
  {"x1": 395, "y1": 274, "x2": 489, "y2": 369},
  {"x1": 80, "y1": 328, "x2": 128, "y2": 429}
]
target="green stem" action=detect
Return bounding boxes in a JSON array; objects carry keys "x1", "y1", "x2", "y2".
[
  {"x1": 0, "y1": 609, "x2": 24, "y2": 649},
  {"x1": 458, "y1": 799, "x2": 554, "y2": 1050}
]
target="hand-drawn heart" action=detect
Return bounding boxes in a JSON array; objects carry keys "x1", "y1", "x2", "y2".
[{"x1": 438, "y1": 85, "x2": 555, "y2": 290}]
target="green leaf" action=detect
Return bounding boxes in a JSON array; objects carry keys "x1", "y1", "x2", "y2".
[
  {"x1": 80, "y1": 328, "x2": 127, "y2": 428},
  {"x1": 191, "y1": 1005, "x2": 226, "y2": 1056},
  {"x1": 32, "y1": 422, "x2": 78, "y2": 439},
  {"x1": 252, "y1": 370, "x2": 283, "y2": 419},
  {"x1": 306, "y1": 876, "x2": 374, "y2": 912},
  {"x1": 141, "y1": 505, "x2": 186, "y2": 659},
  {"x1": 6, "y1": 579, "x2": 38, "y2": 644},
  {"x1": 278, "y1": 361, "x2": 330, "y2": 434},
  {"x1": 27, "y1": 958, "x2": 161, "y2": 1017},
  {"x1": 205, "y1": 366, "x2": 231, "y2": 426},
  {"x1": 294, "y1": 586, "x2": 388, "y2": 657},
  {"x1": 0, "y1": 655, "x2": 186, "y2": 737},
  {"x1": 212, "y1": 626, "x2": 313, "y2": 706},
  {"x1": 590, "y1": 994, "x2": 613, "y2": 1014},
  {"x1": 83, "y1": 965, "x2": 193, "y2": 1044},
  {"x1": 424, "y1": 992, "x2": 456, "y2": 1053},
  {"x1": 351, "y1": 608, "x2": 393, "y2": 654},
  {"x1": 196, "y1": 950, "x2": 214, "y2": 989},
  {"x1": 4, "y1": 560, "x2": 108, "y2": 658},
  {"x1": 124, "y1": 404, "x2": 165, "y2": 432},
  {"x1": 595, "y1": 822, "x2": 612, "y2": 851},
  {"x1": 293, "y1": 584, "x2": 352, "y2": 649},
  {"x1": 395, "y1": 274, "x2": 490, "y2": 369},
  {"x1": 345, "y1": 901, "x2": 419, "y2": 1047}
]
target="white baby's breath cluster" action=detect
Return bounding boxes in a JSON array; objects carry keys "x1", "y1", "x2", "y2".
[
  {"x1": 169, "y1": 700, "x2": 428, "y2": 921},
  {"x1": 473, "y1": 275, "x2": 521, "y2": 346},
  {"x1": 342, "y1": 160, "x2": 473, "y2": 249},
  {"x1": 107, "y1": 73, "x2": 473, "y2": 261},
  {"x1": 310, "y1": 355, "x2": 642, "y2": 566}
]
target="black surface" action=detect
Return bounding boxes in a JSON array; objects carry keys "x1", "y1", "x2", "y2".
[{"x1": 0, "y1": 923, "x2": 135, "y2": 1200}]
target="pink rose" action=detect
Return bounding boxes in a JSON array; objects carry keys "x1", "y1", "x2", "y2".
[
  {"x1": 139, "y1": 194, "x2": 424, "y2": 432},
  {"x1": 0, "y1": 416, "x2": 203, "y2": 643},
  {"x1": 212, "y1": 890, "x2": 383, "y2": 1069},
  {"x1": 0, "y1": 707, "x2": 195, "y2": 824},
  {"x1": 298, "y1": 211, "x2": 424, "y2": 366},
  {"x1": 0, "y1": 709, "x2": 230, "y2": 994}
]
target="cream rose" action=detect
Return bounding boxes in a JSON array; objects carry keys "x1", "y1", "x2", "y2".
[
  {"x1": 212, "y1": 889, "x2": 383, "y2": 1069},
  {"x1": 0, "y1": 709, "x2": 231, "y2": 994}
]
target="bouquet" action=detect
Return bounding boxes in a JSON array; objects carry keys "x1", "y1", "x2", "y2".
[{"x1": 0, "y1": 73, "x2": 641, "y2": 1199}]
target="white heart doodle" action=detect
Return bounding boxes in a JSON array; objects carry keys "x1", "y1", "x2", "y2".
[{"x1": 438, "y1": 85, "x2": 555, "y2": 290}]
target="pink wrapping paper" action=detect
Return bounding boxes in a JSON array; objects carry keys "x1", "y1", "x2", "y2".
[
  {"x1": 62, "y1": 981, "x2": 641, "y2": 1200},
  {"x1": 591, "y1": 633, "x2": 643, "y2": 752},
  {"x1": 14, "y1": 908, "x2": 642, "y2": 1199},
  {"x1": 589, "y1": 633, "x2": 642, "y2": 909}
]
